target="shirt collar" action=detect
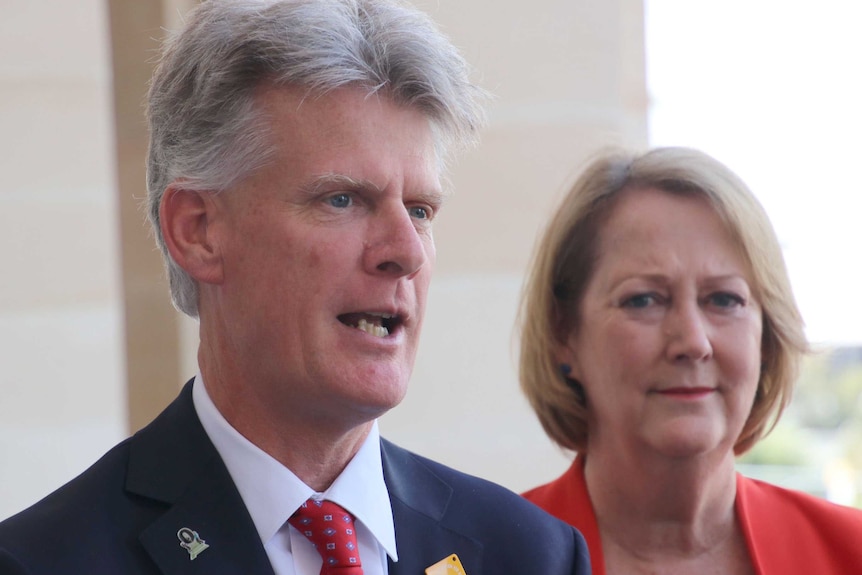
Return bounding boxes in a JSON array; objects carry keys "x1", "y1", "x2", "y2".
[
  {"x1": 325, "y1": 419, "x2": 398, "y2": 560},
  {"x1": 192, "y1": 374, "x2": 397, "y2": 560}
]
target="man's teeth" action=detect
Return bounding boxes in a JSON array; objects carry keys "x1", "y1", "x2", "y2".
[{"x1": 357, "y1": 318, "x2": 389, "y2": 338}]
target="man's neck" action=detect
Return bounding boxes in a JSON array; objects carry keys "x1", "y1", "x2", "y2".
[{"x1": 199, "y1": 367, "x2": 375, "y2": 491}]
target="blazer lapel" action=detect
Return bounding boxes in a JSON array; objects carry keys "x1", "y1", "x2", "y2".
[
  {"x1": 381, "y1": 440, "x2": 483, "y2": 575},
  {"x1": 127, "y1": 381, "x2": 275, "y2": 575}
]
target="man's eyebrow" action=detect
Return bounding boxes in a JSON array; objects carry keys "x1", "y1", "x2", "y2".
[
  {"x1": 300, "y1": 172, "x2": 446, "y2": 206},
  {"x1": 413, "y1": 187, "x2": 447, "y2": 209},
  {"x1": 299, "y1": 173, "x2": 380, "y2": 196}
]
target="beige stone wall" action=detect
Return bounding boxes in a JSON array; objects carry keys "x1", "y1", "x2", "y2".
[
  {"x1": 0, "y1": 0, "x2": 646, "y2": 519},
  {"x1": 0, "y1": 1, "x2": 126, "y2": 519}
]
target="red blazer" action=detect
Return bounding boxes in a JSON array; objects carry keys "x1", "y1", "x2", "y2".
[{"x1": 524, "y1": 455, "x2": 862, "y2": 574}]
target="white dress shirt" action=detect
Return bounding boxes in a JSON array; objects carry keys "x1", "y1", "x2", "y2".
[{"x1": 192, "y1": 375, "x2": 398, "y2": 575}]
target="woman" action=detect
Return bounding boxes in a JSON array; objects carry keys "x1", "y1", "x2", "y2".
[{"x1": 519, "y1": 147, "x2": 862, "y2": 574}]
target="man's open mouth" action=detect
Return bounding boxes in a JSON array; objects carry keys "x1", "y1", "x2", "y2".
[{"x1": 337, "y1": 312, "x2": 400, "y2": 338}]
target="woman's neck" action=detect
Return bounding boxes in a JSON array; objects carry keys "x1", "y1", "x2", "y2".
[{"x1": 584, "y1": 447, "x2": 749, "y2": 574}]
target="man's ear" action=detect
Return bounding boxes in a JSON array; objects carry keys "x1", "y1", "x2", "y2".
[{"x1": 159, "y1": 183, "x2": 225, "y2": 285}]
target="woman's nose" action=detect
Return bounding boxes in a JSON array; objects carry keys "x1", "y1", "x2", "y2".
[{"x1": 664, "y1": 301, "x2": 713, "y2": 362}]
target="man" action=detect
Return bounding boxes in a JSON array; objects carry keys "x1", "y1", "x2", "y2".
[{"x1": 0, "y1": 1, "x2": 590, "y2": 574}]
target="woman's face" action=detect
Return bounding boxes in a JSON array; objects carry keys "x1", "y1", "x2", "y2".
[{"x1": 562, "y1": 187, "x2": 762, "y2": 460}]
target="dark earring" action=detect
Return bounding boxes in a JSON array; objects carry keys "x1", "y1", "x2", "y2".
[{"x1": 560, "y1": 363, "x2": 586, "y2": 406}]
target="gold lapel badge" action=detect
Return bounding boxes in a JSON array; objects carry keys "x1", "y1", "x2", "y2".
[
  {"x1": 425, "y1": 553, "x2": 466, "y2": 575},
  {"x1": 177, "y1": 527, "x2": 210, "y2": 560}
]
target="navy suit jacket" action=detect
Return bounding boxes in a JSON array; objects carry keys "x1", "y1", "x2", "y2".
[{"x1": 0, "y1": 382, "x2": 590, "y2": 574}]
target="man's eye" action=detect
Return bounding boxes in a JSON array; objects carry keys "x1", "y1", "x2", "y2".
[
  {"x1": 327, "y1": 193, "x2": 352, "y2": 208},
  {"x1": 408, "y1": 206, "x2": 430, "y2": 220}
]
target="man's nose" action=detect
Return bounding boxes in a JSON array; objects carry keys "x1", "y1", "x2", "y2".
[{"x1": 364, "y1": 205, "x2": 430, "y2": 278}]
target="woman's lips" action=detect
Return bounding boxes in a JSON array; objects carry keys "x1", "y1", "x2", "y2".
[{"x1": 655, "y1": 387, "x2": 716, "y2": 398}]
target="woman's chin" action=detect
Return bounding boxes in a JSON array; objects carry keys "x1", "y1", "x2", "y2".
[{"x1": 643, "y1": 423, "x2": 732, "y2": 460}]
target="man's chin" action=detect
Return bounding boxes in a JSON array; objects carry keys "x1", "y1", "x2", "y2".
[{"x1": 332, "y1": 371, "x2": 409, "y2": 415}]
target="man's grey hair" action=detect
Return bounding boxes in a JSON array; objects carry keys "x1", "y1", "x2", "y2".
[{"x1": 146, "y1": 0, "x2": 487, "y2": 317}]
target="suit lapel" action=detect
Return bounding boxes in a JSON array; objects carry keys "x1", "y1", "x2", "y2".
[
  {"x1": 381, "y1": 440, "x2": 483, "y2": 575},
  {"x1": 125, "y1": 386, "x2": 486, "y2": 575},
  {"x1": 126, "y1": 381, "x2": 275, "y2": 575}
]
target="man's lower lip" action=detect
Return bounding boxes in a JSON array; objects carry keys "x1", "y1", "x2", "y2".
[{"x1": 342, "y1": 323, "x2": 400, "y2": 340}]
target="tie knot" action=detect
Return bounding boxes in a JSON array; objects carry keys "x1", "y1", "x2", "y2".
[{"x1": 289, "y1": 499, "x2": 364, "y2": 574}]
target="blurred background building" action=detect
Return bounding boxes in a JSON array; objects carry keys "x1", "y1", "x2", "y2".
[{"x1": 1, "y1": 0, "x2": 859, "y2": 520}]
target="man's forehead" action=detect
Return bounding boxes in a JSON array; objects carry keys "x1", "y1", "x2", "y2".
[{"x1": 255, "y1": 82, "x2": 448, "y2": 156}]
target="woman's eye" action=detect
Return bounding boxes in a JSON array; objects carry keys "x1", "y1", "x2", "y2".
[
  {"x1": 327, "y1": 193, "x2": 352, "y2": 208},
  {"x1": 622, "y1": 293, "x2": 657, "y2": 309},
  {"x1": 708, "y1": 292, "x2": 744, "y2": 308},
  {"x1": 408, "y1": 206, "x2": 430, "y2": 220}
]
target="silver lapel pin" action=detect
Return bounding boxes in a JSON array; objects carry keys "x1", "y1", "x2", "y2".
[{"x1": 177, "y1": 527, "x2": 210, "y2": 560}]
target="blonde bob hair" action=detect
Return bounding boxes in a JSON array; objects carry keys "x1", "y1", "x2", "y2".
[{"x1": 519, "y1": 147, "x2": 808, "y2": 455}]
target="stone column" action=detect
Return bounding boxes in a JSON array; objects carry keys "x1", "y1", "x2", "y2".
[{"x1": 107, "y1": 0, "x2": 196, "y2": 433}]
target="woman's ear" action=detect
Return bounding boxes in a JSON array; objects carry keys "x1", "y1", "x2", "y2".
[
  {"x1": 555, "y1": 333, "x2": 582, "y2": 381},
  {"x1": 159, "y1": 184, "x2": 225, "y2": 286},
  {"x1": 555, "y1": 335, "x2": 587, "y2": 405}
]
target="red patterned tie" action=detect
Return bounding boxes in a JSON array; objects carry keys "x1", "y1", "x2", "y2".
[{"x1": 289, "y1": 499, "x2": 364, "y2": 575}]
